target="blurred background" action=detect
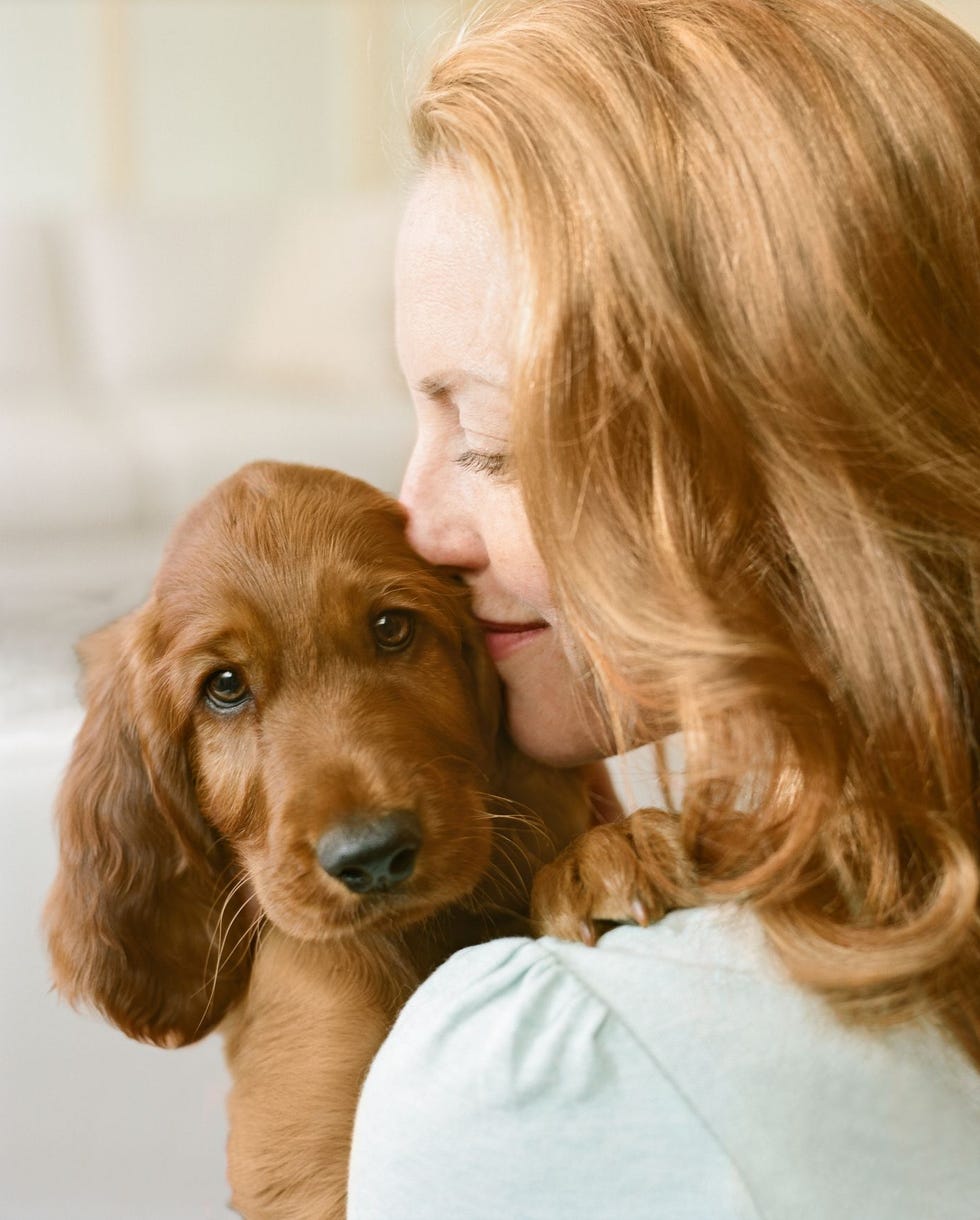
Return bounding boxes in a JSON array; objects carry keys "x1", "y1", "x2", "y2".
[{"x1": 2, "y1": 1, "x2": 977, "y2": 1217}]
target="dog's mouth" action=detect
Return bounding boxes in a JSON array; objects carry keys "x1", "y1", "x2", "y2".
[
  {"x1": 330, "y1": 887, "x2": 435, "y2": 934},
  {"x1": 259, "y1": 873, "x2": 467, "y2": 943}
]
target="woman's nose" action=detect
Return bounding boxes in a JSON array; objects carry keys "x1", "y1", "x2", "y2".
[{"x1": 400, "y1": 442, "x2": 485, "y2": 572}]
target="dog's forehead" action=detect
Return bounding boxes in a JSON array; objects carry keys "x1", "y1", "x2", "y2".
[
  {"x1": 153, "y1": 463, "x2": 451, "y2": 632},
  {"x1": 164, "y1": 465, "x2": 415, "y2": 575}
]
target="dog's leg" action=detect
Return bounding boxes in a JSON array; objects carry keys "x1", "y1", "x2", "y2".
[{"x1": 222, "y1": 927, "x2": 399, "y2": 1220}]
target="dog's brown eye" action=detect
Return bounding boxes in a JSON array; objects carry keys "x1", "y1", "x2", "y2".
[
  {"x1": 372, "y1": 610, "x2": 415, "y2": 652},
  {"x1": 203, "y1": 668, "x2": 251, "y2": 711}
]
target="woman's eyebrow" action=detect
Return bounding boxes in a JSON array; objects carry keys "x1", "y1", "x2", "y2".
[{"x1": 416, "y1": 369, "x2": 507, "y2": 397}]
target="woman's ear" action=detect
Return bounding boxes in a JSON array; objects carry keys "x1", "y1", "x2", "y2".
[{"x1": 44, "y1": 611, "x2": 252, "y2": 1047}]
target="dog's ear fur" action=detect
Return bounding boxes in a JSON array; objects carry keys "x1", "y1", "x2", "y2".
[{"x1": 44, "y1": 612, "x2": 252, "y2": 1047}]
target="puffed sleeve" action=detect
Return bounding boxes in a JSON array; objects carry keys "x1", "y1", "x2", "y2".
[{"x1": 346, "y1": 936, "x2": 759, "y2": 1220}]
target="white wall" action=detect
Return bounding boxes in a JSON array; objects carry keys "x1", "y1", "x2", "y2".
[
  {"x1": 0, "y1": 2, "x2": 471, "y2": 539},
  {"x1": 0, "y1": 0, "x2": 468, "y2": 210},
  {"x1": 935, "y1": 0, "x2": 980, "y2": 37}
]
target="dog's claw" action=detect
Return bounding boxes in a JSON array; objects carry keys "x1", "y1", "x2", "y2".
[
  {"x1": 630, "y1": 898, "x2": 650, "y2": 926},
  {"x1": 578, "y1": 920, "x2": 597, "y2": 947}
]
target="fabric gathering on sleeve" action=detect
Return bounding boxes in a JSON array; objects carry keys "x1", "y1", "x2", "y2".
[{"x1": 346, "y1": 933, "x2": 761, "y2": 1220}]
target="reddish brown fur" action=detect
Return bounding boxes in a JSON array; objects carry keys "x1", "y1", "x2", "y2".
[{"x1": 44, "y1": 461, "x2": 589, "y2": 1218}]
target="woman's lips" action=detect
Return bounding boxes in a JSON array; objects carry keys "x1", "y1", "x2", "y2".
[{"x1": 476, "y1": 617, "x2": 548, "y2": 662}]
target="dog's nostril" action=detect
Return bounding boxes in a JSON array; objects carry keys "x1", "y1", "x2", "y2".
[
  {"x1": 316, "y1": 810, "x2": 422, "y2": 895},
  {"x1": 387, "y1": 846, "x2": 418, "y2": 883}
]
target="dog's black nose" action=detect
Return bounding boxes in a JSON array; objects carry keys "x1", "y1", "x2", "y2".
[{"x1": 316, "y1": 811, "x2": 422, "y2": 894}]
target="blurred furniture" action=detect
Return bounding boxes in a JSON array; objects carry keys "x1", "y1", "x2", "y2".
[{"x1": 0, "y1": 195, "x2": 414, "y2": 538}]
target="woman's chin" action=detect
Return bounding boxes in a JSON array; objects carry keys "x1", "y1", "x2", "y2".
[
  {"x1": 501, "y1": 676, "x2": 609, "y2": 768},
  {"x1": 491, "y1": 629, "x2": 606, "y2": 765}
]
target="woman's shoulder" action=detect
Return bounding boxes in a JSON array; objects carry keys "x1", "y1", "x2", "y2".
[
  {"x1": 362, "y1": 907, "x2": 778, "y2": 1109},
  {"x1": 384, "y1": 904, "x2": 769, "y2": 1042},
  {"x1": 349, "y1": 908, "x2": 769, "y2": 1220},
  {"x1": 349, "y1": 907, "x2": 980, "y2": 1220},
  {"x1": 373, "y1": 904, "x2": 810, "y2": 1074}
]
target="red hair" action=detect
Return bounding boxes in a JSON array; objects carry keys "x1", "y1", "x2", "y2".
[{"x1": 411, "y1": 0, "x2": 980, "y2": 1066}]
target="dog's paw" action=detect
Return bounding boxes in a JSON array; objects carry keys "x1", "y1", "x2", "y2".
[{"x1": 531, "y1": 819, "x2": 669, "y2": 946}]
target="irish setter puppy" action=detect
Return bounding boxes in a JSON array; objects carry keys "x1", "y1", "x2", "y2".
[{"x1": 44, "y1": 461, "x2": 589, "y2": 1219}]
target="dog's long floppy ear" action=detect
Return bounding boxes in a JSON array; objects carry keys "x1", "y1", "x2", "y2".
[{"x1": 44, "y1": 611, "x2": 251, "y2": 1047}]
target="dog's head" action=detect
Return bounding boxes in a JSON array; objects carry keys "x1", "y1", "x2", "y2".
[{"x1": 45, "y1": 462, "x2": 503, "y2": 1046}]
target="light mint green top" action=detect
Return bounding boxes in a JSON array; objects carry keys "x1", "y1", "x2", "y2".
[{"x1": 347, "y1": 906, "x2": 979, "y2": 1219}]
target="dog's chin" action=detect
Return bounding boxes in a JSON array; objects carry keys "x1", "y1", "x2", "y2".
[{"x1": 256, "y1": 877, "x2": 480, "y2": 944}]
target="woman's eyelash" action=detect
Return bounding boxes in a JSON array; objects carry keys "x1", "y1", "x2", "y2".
[{"x1": 454, "y1": 449, "x2": 510, "y2": 477}]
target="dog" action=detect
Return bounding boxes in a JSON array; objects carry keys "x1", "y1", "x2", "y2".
[{"x1": 44, "y1": 461, "x2": 590, "y2": 1218}]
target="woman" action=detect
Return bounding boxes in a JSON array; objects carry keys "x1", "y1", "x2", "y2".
[{"x1": 348, "y1": 1, "x2": 980, "y2": 1215}]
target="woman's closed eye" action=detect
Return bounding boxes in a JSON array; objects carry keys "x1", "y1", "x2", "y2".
[{"x1": 454, "y1": 448, "x2": 511, "y2": 478}]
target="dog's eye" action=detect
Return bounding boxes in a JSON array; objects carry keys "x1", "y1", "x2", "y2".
[
  {"x1": 372, "y1": 610, "x2": 415, "y2": 652},
  {"x1": 203, "y1": 668, "x2": 251, "y2": 711}
]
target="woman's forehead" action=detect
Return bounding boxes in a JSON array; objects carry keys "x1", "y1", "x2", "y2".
[
  {"x1": 399, "y1": 167, "x2": 504, "y2": 258},
  {"x1": 395, "y1": 168, "x2": 514, "y2": 390}
]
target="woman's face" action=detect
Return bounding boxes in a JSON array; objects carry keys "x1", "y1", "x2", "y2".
[{"x1": 396, "y1": 168, "x2": 606, "y2": 766}]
